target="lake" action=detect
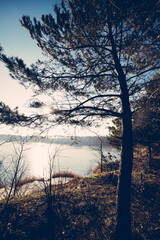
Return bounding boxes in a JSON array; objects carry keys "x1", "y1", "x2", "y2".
[{"x1": 0, "y1": 138, "x2": 120, "y2": 179}]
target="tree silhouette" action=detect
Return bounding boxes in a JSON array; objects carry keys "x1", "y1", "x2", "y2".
[
  {"x1": 0, "y1": 0, "x2": 160, "y2": 239},
  {"x1": 0, "y1": 102, "x2": 29, "y2": 125},
  {"x1": 108, "y1": 75, "x2": 160, "y2": 168},
  {"x1": 133, "y1": 75, "x2": 160, "y2": 167}
]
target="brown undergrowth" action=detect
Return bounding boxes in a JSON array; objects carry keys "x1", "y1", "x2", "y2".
[
  {"x1": 15, "y1": 171, "x2": 79, "y2": 188},
  {"x1": 0, "y1": 156, "x2": 159, "y2": 240}
]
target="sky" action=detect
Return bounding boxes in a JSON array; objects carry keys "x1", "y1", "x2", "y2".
[
  {"x1": 0, "y1": 0, "x2": 58, "y2": 110},
  {"x1": 0, "y1": 0, "x2": 110, "y2": 137}
]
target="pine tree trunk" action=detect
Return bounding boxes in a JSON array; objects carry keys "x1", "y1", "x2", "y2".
[
  {"x1": 115, "y1": 95, "x2": 133, "y2": 240},
  {"x1": 108, "y1": 17, "x2": 133, "y2": 239}
]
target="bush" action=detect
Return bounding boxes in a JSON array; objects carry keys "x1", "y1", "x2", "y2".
[{"x1": 103, "y1": 160, "x2": 120, "y2": 172}]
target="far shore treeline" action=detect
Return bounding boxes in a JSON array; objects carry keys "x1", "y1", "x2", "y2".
[{"x1": 0, "y1": 134, "x2": 110, "y2": 147}]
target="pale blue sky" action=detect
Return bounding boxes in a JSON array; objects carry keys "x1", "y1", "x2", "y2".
[
  {"x1": 0, "y1": 0, "x2": 59, "y2": 111},
  {"x1": 0, "y1": 0, "x2": 110, "y2": 136},
  {"x1": 0, "y1": 0, "x2": 65, "y2": 135},
  {"x1": 0, "y1": 0, "x2": 59, "y2": 59}
]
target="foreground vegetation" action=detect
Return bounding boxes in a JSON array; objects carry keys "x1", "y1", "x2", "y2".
[{"x1": 0, "y1": 149, "x2": 159, "y2": 240}]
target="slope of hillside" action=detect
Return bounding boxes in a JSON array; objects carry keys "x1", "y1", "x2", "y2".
[{"x1": 0, "y1": 165, "x2": 159, "y2": 240}]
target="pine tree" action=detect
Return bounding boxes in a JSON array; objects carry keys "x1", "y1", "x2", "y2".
[{"x1": 0, "y1": 1, "x2": 160, "y2": 239}]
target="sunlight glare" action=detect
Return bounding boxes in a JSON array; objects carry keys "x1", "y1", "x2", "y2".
[{"x1": 41, "y1": 105, "x2": 53, "y2": 116}]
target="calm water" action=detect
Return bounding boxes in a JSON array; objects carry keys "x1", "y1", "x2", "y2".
[{"x1": 0, "y1": 141, "x2": 120, "y2": 178}]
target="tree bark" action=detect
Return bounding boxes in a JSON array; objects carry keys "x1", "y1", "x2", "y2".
[
  {"x1": 108, "y1": 16, "x2": 133, "y2": 239},
  {"x1": 114, "y1": 67, "x2": 133, "y2": 240},
  {"x1": 115, "y1": 92, "x2": 133, "y2": 240}
]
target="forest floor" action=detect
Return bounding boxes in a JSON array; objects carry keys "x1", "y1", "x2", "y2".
[{"x1": 0, "y1": 153, "x2": 160, "y2": 240}]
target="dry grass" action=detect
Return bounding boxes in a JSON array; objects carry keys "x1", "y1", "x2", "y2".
[
  {"x1": 0, "y1": 168, "x2": 159, "y2": 240},
  {"x1": 17, "y1": 177, "x2": 44, "y2": 187},
  {"x1": 52, "y1": 171, "x2": 80, "y2": 179},
  {"x1": 0, "y1": 149, "x2": 160, "y2": 240},
  {"x1": 16, "y1": 172, "x2": 80, "y2": 188}
]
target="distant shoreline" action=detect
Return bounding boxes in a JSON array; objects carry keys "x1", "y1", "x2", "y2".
[{"x1": 0, "y1": 134, "x2": 110, "y2": 147}]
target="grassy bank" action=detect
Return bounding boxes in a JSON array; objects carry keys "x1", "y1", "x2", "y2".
[{"x1": 0, "y1": 156, "x2": 160, "y2": 239}]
